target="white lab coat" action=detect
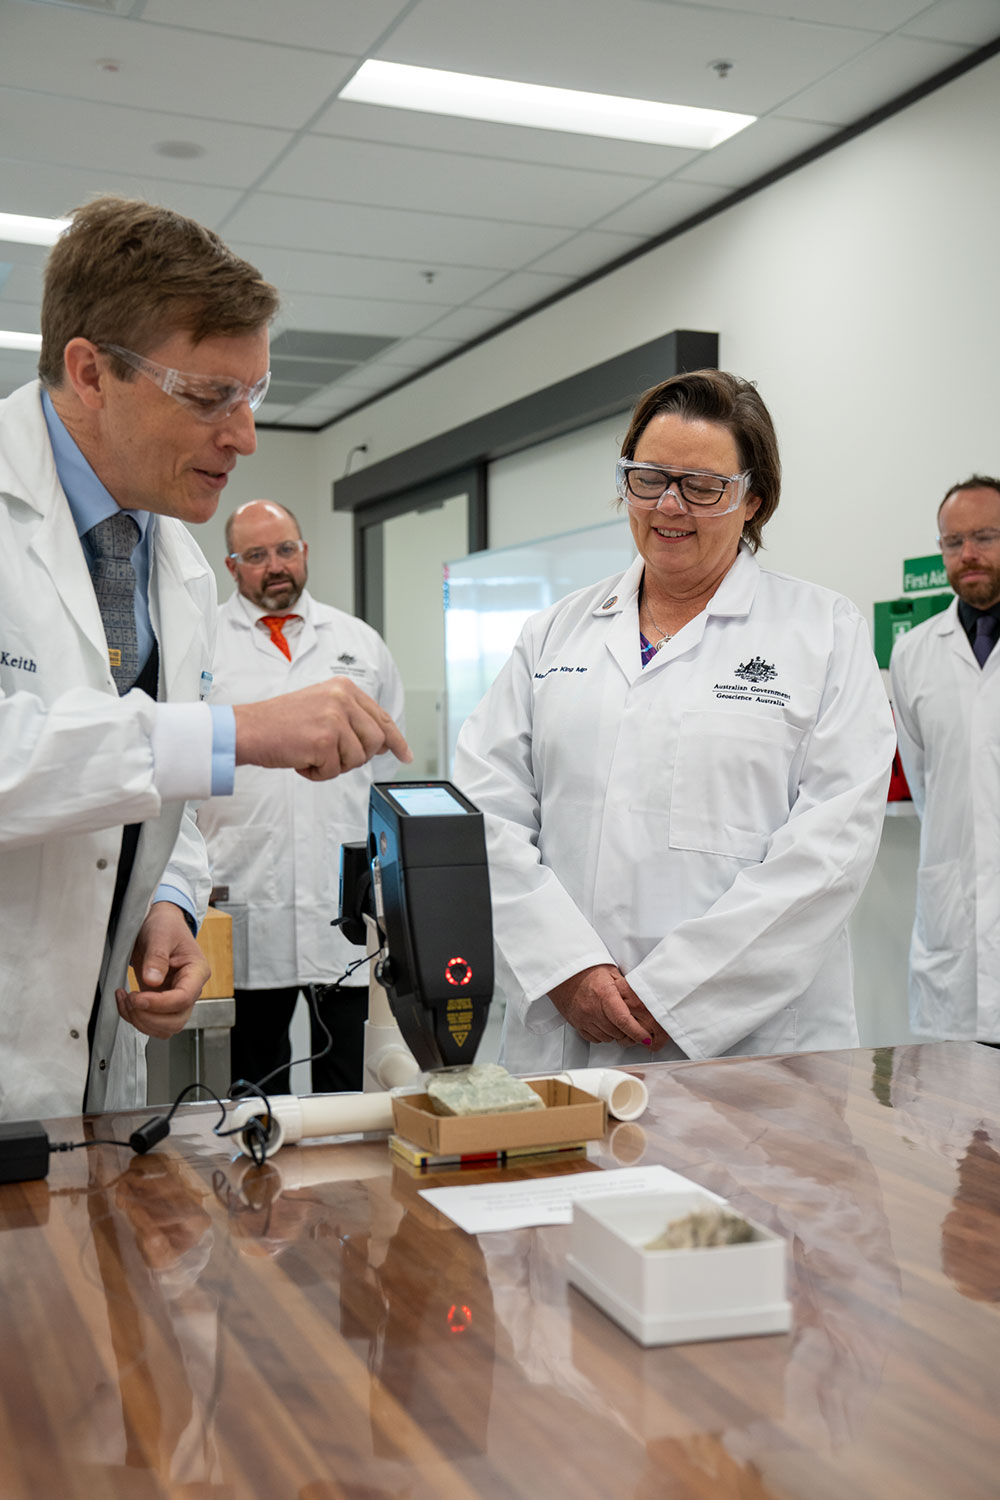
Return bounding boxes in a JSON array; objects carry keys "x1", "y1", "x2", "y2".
[
  {"x1": 889, "y1": 601, "x2": 1000, "y2": 1039},
  {"x1": 196, "y1": 590, "x2": 404, "y2": 988},
  {"x1": 0, "y1": 382, "x2": 215, "y2": 1120},
  {"x1": 453, "y1": 547, "x2": 895, "y2": 1072}
]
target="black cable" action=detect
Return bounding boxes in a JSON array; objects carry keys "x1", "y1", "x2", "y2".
[
  {"x1": 234, "y1": 946, "x2": 382, "y2": 1097},
  {"x1": 38, "y1": 947, "x2": 386, "y2": 1178}
]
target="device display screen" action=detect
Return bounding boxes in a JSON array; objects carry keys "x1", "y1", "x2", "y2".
[{"x1": 388, "y1": 784, "x2": 469, "y2": 817}]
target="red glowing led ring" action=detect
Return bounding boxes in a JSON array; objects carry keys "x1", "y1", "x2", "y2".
[{"x1": 445, "y1": 956, "x2": 472, "y2": 986}]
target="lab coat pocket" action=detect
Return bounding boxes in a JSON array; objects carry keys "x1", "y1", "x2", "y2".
[
  {"x1": 204, "y1": 826, "x2": 279, "y2": 906},
  {"x1": 666, "y1": 710, "x2": 805, "y2": 863},
  {"x1": 914, "y1": 858, "x2": 970, "y2": 953}
]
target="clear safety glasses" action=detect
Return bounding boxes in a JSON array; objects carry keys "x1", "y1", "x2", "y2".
[
  {"x1": 101, "y1": 343, "x2": 271, "y2": 422},
  {"x1": 228, "y1": 540, "x2": 306, "y2": 568},
  {"x1": 616, "y1": 459, "x2": 751, "y2": 515},
  {"x1": 937, "y1": 529, "x2": 1000, "y2": 555}
]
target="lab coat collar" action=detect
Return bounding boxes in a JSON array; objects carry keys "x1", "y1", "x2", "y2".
[
  {"x1": 2, "y1": 382, "x2": 111, "y2": 668},
  {"x1": 149, "y1": 519, "x2": 212, "y2": 698},
  {"x1": 932, "y1": 594, "x2": 1000, "y2": 675},
  {"x1": 595, "y1": 544, "x2": 760, "y2": 683},
  {"x1": 225, "y1": 586, "x2": 318, "y2": 660}
]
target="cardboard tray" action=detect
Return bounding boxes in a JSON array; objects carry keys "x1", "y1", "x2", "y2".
[{"x1": 391, "y1": 1078, "x2": 606, "y2": 1155}]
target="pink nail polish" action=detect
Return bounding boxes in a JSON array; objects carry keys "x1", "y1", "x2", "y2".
[{"x1": 641, "y1": 1038, "x2": 652, "y2": 1047}]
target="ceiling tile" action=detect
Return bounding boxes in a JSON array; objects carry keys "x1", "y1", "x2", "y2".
[
  {"x1": 673, "y1": 117, "x2": 843, "y2": 188},
  {"x1": 599, "y1": 179, "x2": 731, "y2": 237},
  {"x1": 368, "y1": 334, "x2": 465, "y2": 370},
  {"x1": 901, "y1": 0, "x2": 1000, "y2": 46},
  {"x1": 311, "y1": 99, "x2": 700, "y2": 177},
  {"x1": 471, "y1": 270, "x2": 575, "y2": 311},
  {"x1": 0, "y1": 156, "x2": 243, "y2": 228},
  {"x1": 0, "y1": 6, "x2": 351, "y2": 129},
  {"x1": 254, "y1": 403, "x2": 296, "y2": 424},
  {"x1": 378, "y1": 0, "x2": 884, "y2": 116},
  {"x1": 139, "y1": 0, "x2": 410, "y2": 53},
  {"x1": 0, "y1": 89, "x2": 293, "y2": 186},
  {"x1": 415, "y1": 306, "x2": 510, "y2": 341},
  {"x1": 780, "y1": 34, "x2": 972, "y2": 125},
  {"x1": 260, "y1": 135, "x2": 657, "y2": 228},
  {"x1": 312, "y1": 360, "x2": 415, "y2": 393},
  {"x1": 226, "y1": 241, "x2": 502, "y2": 303},
  {"x1": 221, "y1": 194, "x2": 572, "y2": 269},
  {"x1": 270, "y1": 356, "x2": 358, "y2": 384},
  {"x1": 273, "y1": 290, "x2": 435, "y2": 339},
  {"x1": 664, "y1": 0, "x2": 929, "y2": 27},
  {"x1": 526, "y1": 229, "x2": 650, "y2": 278},
  {"x1": 0, "y1": 263, "x2": 44, "y2": 303},
  {"x1": 0, "y1": 301, "x2": 45, "y2": 335}
]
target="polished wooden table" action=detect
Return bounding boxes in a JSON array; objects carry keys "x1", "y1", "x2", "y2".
[{"x1": 2, "y1": 1042, "x2": 999, "y2": 1500}]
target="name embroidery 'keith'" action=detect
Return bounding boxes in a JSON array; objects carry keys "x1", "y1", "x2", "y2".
[{"x1": 0, "y1": 651, "x2": 38, "y2": 672}]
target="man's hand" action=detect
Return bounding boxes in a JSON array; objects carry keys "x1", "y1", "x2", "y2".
[
  {"x1": 234, "y1": 677, "x2": 412, "y2": 781},
  {"x1": 116, "y1": 902, "x2": 210, "y2": 1040},
  {"x1": 548, "y1": 965, "x2": 657, "y2": 1048}
]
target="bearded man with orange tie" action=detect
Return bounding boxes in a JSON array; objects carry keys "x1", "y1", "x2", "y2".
[{"x1": 196, "y1": 500, "x2": 405, "y2": 1092}]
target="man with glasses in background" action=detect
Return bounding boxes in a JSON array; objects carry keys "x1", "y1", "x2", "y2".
[
  {"x1": 890, "y1": 476, "x2": 1000, "y2": 1045},
  {"x1": 197, "y1": 500, "x2": 404, "y2": 1094},
  {"x1": 0, "y1": 197, "x2": 409, "y2": 1123}
]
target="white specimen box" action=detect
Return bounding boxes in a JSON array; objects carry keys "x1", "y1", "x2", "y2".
[{"x1": 566, "y1": 1188, "x2": 792, "y2": 1347}]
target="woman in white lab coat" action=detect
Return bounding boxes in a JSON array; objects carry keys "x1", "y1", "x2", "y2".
[{"x1": 454, "y1": 370, "x2": 895, "y2": 1072}]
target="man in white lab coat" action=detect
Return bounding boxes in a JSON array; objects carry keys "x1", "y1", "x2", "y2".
[
  {"x1": 197, "y1": 501, "x2": 405, "y2": 1093},
  {"x1": 890, "y1": 476, "x2": 1000, "y2": 1042},
  {"x1": 0, "y1": 198, "x2": 409, "y2": 1122}
]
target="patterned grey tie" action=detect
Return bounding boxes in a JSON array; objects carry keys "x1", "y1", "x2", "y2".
[{"x1": 85, "y1": 512, "x2": 141, "y2": 694}]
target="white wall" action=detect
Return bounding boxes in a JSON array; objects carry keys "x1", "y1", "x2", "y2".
[
  {"x1": 487, "y1": 414, "x2": 627, "y2": 549},
  {"x1": 187, "y1": 426, "x2": 356, "y2": 613}
]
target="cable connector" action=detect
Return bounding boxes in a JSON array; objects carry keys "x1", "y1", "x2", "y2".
[{"x1": 128, "y1": 1116, "x2": 171, "y2": 1154}]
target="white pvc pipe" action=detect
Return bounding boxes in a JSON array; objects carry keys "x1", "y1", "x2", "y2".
[
  {"x1": 229, "y1": 1092, "x2": 395, "y2": 1160},
  {"x1": 551, "y1": 1068, "x2": 649, "y2": 1122}
]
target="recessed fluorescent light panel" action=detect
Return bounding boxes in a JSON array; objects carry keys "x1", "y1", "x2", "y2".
[
  {"x1": 0, "y1": 212, "x2": 71, "y2": 246},
  {"x1": 340, "y1": 61, "x2": 755, "y2": 150},
  {"x1": 0, "y1": 331, "x2": 42, "y2": 350}
]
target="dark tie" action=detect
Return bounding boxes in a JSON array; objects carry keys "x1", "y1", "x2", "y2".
[
  {"x1": 972, "y1": 614, "x2": 999, "y2": 669},
  {"x1": 85, "y1": 512, "x2": 140, "y2": 694}
]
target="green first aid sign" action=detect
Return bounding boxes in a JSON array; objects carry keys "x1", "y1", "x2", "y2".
[{"x1": 903, "y1": 554, "x2": 949, "y2": 593}]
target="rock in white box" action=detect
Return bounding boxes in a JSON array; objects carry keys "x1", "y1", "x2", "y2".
[{"x1": 566, "y1": 1188, "x2": 791, "y2": 1347}]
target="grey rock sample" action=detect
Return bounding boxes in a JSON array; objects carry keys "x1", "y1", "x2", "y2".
[
  {"x1": 645, "y1": 1207, "x2": 756, "y2": 1251},
  {"x1": 426, "y1": 1063, "x2": 546, "y2": 1116}
]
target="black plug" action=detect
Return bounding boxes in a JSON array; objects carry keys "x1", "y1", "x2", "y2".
[{"x1": 0, "y1": 1121, "x2": 51, "y2": 1184}]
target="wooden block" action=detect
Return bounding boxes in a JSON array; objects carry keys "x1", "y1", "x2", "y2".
[
  {"x1": 197, "y1": 907, "x2": 234, "y2": 998},
  {"x1": 127, "y1": 906, "x2": 234, "y2": 998}
]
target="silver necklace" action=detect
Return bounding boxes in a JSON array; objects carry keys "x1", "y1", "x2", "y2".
[{"x1": 641, "y1": 589, "x2": 672, "y2": 651}]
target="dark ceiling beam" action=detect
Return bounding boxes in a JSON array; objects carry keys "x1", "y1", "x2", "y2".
[{"x1": 332, "y1": 328, "x2": 718, "y2": 513}]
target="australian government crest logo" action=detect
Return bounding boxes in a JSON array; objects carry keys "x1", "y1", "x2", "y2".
[
  {"x1": 714, "y1": 656, "x2": 788, "y2": 703},
  {"x1": 733, "y1": 656, "x2": 777, "y2": 684}
]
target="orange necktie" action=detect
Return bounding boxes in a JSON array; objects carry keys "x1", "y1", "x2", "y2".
[{"x1": 259, "y1": 614, "x2": 298, "y2": 661}]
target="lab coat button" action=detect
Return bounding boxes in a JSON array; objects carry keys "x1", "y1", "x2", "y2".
[
  {"x1": 70, "y1": 1029, "x2": 79, "y2": 1040},
  {"x1": 99, "y1": 1059, "x2": 107, "y2": 1071},
  {"x1": 96, "y1": 857, "x2": 108, "y2": 870}
]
